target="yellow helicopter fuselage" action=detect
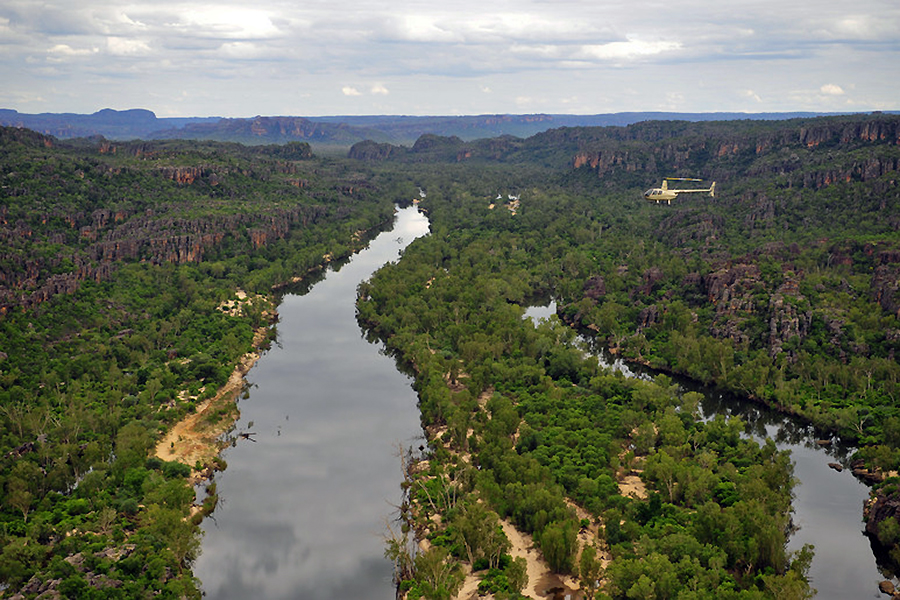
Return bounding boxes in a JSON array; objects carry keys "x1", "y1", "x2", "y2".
[{"x1": 643, "y1": 178, "x2": 715, "y2": 204}]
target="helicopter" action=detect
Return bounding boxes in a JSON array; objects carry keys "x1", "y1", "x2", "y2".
[{"x1": 643, "y1": 177, "x2": 715, "y2": 204}]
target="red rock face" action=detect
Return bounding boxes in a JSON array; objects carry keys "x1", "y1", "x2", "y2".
[
  {"x1": 0, "y1": 202, "x2": 330, "y2": 313},
  {"x1": 157, "y1": 165, "x2": 210, "y2": 185},
  {"x1": 571, "y1": 116, "x2": 900, "y2": 193}
]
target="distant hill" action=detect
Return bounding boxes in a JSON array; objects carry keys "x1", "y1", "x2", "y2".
[
  {"x1": 1, "y1": 107, "x2": 893, "y2": 147},
  {"x1": 310, "y1": 112, "x2": 833, "y2": 144},
  {"x1": 146, "y1": 115, "x2": 393, "y2": 147},
  {"x1": 0, "y1": 108, "x2": 218, "y2": 140}
]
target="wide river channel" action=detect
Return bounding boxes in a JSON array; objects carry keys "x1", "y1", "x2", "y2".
[{"x1": 196, "y1": 206, "x2": 888, "y2": 599}]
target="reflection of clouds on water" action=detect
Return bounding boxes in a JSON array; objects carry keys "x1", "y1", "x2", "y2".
[
  {"x1": 523, "y1": 301, "x2": 648, "y2": 379},
  {"x1": 194, "y1": 207, "x2": 428, "y2": 600},
  {"x1": 205, "y1": 553, "x2": 392, "y2": 600}
]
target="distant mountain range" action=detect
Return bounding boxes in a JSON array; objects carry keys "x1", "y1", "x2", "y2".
[{"x1": 1, "y1": 107, "x2": 891, "y2": 148}]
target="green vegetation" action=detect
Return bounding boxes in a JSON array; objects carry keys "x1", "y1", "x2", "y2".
[
  {"x1": 362, "y1": 197, "x2": 815, "y2": 598},
  {"x1": 2, "y1": 114, "x2": 899, "y2": 598},
  {"x1": 0, "y1": 128, "x2": 399, "y2": 597},
  {"x1": 359, "y1": 114, "x2": 899, "y2": 597}
]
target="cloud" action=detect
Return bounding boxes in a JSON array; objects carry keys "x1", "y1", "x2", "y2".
[
  {"x1": 170, "y1": 7, "x2": 282, "y2": 40},
  {"x1": 2, "y1": 0, "x2": 898, "y2": 116},
  {"x1": 393, "y1": 15, "x2": 461, "y2": 43},
  {"x1": 743, "y1": 89, "x2": 763, "y2": 103},
  {"x1": 578, "y1": 38, "x2": 682, "y2": 61},
  {"x1": 219, "y1": 41, "x2": 267, "y2": 59},
  {"x1": 47, "y1": 44, "x2": 98, "y2": 60},
  {"x1": 827, "y1": 15, "x2": 900, "y2": 41},
  {"x1": 106, "y1": 37, "x2": 151, "y2": 56}
]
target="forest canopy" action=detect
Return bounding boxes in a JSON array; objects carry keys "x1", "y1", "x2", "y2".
[{"x1": 1, "y1": 114, "x2": 899, "y2": 598}]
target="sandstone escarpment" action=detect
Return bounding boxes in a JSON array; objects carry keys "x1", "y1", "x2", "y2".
[
  {"x1": 0, "y1": 203, "x2": 330, "y2": 314},
  {"x1": 571, "y1": 114, "x2": 900, "y2": 191}
]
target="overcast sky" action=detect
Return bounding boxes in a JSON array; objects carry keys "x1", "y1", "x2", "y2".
[{"x1": 2, "y1": 0, "x2": 898, "y2": 117}]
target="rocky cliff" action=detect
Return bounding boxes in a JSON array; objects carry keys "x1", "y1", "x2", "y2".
[
  {"x1": 0, "y1": 203, "x2": 328, "y2": 314},
  {"x1": 570, "y1": 114, "x2": 900, "y2": 191},
  {"x1": 0, "y1": 128, "x2": 340, "y2": 314}
]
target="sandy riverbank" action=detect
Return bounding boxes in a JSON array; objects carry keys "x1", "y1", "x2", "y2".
[{"x1": 153, "y1": 317, "x2": 271, "y2": 484}]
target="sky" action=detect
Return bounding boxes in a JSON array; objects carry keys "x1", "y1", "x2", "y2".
[{"x1": 1, "y1": 0, "x2": 899, "y2": 118}]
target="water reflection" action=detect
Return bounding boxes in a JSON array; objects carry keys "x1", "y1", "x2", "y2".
[
  {"x1": 194, "y1": 207, "x2": 430, "y2": 600},
  {"x1": 525, "y1": 301, "x2": 886, "y2": 599}
]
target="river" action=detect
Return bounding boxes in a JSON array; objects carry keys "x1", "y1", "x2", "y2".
[
  {"x1": 195, "y1": 206, "x2": 886, "y2": 599},
  {"x1": 194, "y1": 206, "x2": 429, "y2": 599},
  {"x1": 526, "y1": 305, "x2": 888, "y2": 599}
]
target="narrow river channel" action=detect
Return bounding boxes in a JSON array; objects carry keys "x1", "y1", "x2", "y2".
[
  {"x1": 194, "y1": 206, "x2": 429, "y2": 599},
  {"x1": 526, "y1": 305, "x2": 888, "y2": 599}
]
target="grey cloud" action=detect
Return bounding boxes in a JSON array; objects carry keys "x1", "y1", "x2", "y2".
[{"x1": 2, "y1": 0, "x2": 898, "y2": 115}]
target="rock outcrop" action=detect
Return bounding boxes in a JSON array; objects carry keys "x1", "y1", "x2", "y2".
[{"x1": 0, "y1": 196, "x2": 330, "y2": 314}]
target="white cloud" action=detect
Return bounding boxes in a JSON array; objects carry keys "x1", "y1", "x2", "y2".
[
  {"x1": 579, "y1": 38, "x2": 682, "y2": 61},
  {"x1": 820, "y1": 83, "x2": 844, "y2": 95},
  {"x1": 515, "y1": 96, "x2": 535, "y2": 107},
  {"x1": 370, "y1": 83, "x2": 389, "y2": 95},
  {"x1": 219, "y1": 41, "x2": 266, "y2": 59},
  {"x1": 107, "y1": 36, "x2": 152, "y2": 56},
  {"x1": 341, "y1": 86, "x2": 361, "y2": 96},
  {"x1": 743, "y1": 89, "x2": 763, "y2": 103},
  {"x1": 171, "y1": 7, "x2": 282, "y2": 40},
  {"x1": 47, "y1": 44, "x2": 98, "y2": 59},
  {"x1": 510, "y1": 44, "x2": 563, "y2": 59},
  {"x1": 394, "y1": 15, "x2": 461, "y2": 43},
  {"x1": 828, "y1": 15, "x2": 899, "y2": 41}
]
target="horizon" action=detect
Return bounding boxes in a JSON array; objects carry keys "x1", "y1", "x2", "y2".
[{"x1": 2, "y1": 107, "x2": 890, "y2": 121}]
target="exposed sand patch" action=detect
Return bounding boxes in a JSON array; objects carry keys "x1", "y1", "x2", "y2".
[
  {"x1": 153, "y1": 323, "x2": 270, "y2": 482},
  {"x1": 501, "y1": 519, "x2": 578, "y2": 599},
  {"x1": 217, "y1": 289, "x2": 252, "y2": 317},
  {"x1": 454, "y1": 564, "x2": 480, "y2": 600},
  {"x1": 618, "y1": 472, "x2": 647, "y2": 500}
]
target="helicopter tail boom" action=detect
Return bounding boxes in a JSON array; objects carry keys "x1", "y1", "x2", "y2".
[{"x1": 672, "y1": 185, "x2": 715, "y2": 196}]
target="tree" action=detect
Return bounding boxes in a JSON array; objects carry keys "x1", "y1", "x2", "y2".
[
  {"x1": 414, "y1": 546, "x2": 464, "y2": 600},
  {"x1": 507, "y1": 556, "x2": 528, "y2": 595},
  {"x1": 384, "y1": 519, "x2": 416, "y2": 585},
  {"x1": 455, "y1": 501, "x2": 510, "y2": 569},
  {"x1": 5, "y1": 461, "x2": 41, "y2": 522},
  {"x1": 115, "y1": 421, "x2": 154, "y2": 470},
  {"x1": 540, "y1": 521, "x2": 577, "y2": 574},
  {"x1": 644, "y1": 450, "x2": 679, "y2": 503},
  {"x1": 578, "y1": 545, "x2": 603, "y2": 600},
  {"x1": 141, "y1": 504, "x2": 202, "y2": 574}
]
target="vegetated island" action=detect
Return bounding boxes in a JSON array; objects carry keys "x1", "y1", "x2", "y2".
[
  {"x1": 1, "y1": 112, "x2": 899, "y2": 599},
  {"x1": 355, "y1": 113, "x2": 900, "y2": 599}
]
